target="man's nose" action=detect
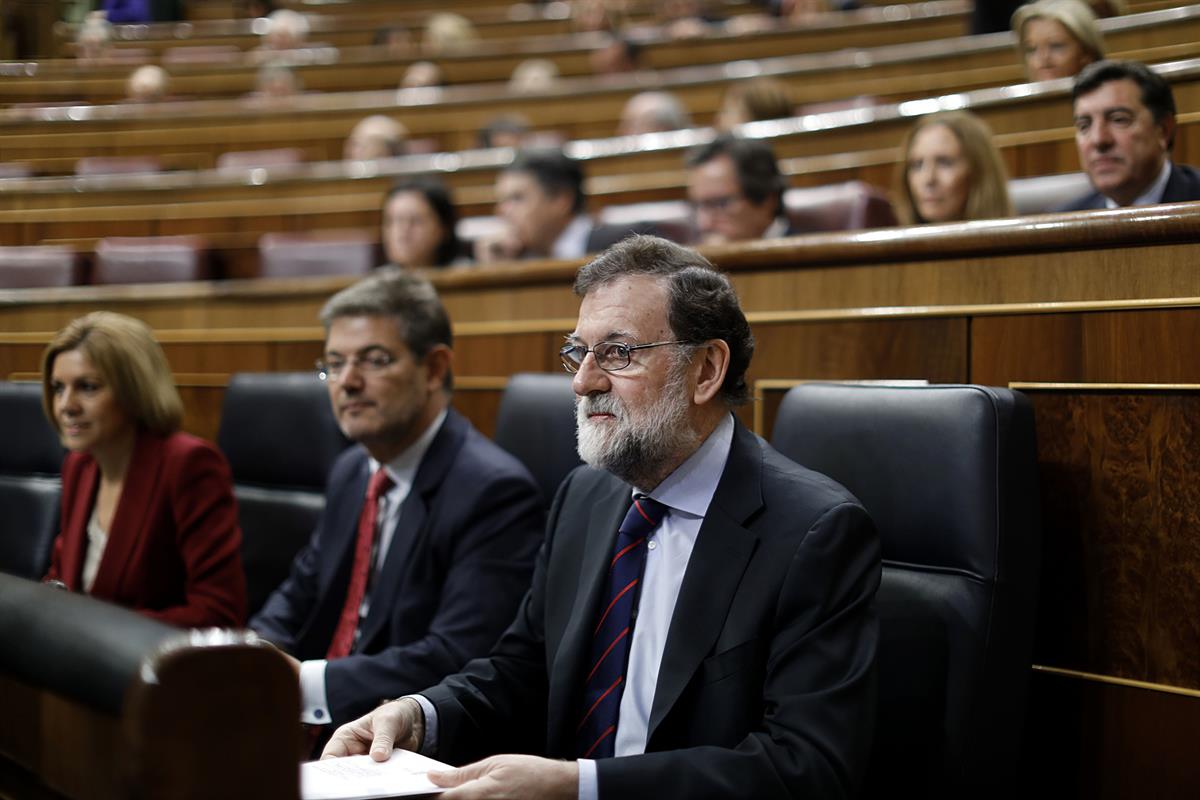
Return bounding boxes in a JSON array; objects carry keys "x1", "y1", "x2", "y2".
[{"x1": 572, "y1": 352, "x2": 611, "y2": 397}]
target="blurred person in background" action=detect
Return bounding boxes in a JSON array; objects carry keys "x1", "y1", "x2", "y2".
[
  {"x1": 381, "y1": 179, "x2": 465, "y2": 269},
  {"x1": 894, "y1": 111, "x2": 1013, "y2": 224},
  {"x1": 345, "y1": 116, "x2": 408, "y2": 161},
  {"x1": 1012, "y1": 0, "x2": 1103, "y2": 83}
]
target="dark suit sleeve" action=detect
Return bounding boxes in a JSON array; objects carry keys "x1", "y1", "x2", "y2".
[
  {"x1": 144, "y1": 440, "x2": 247, "y2": 628},
  {"x1": 419, "y1": 471, "x2": 579, "y2": 764},
  {"x1": 594, "y1": 501, "x2": 879, "y2": 800},
  {"x1": 324, "y1": 466, "x2": 545, "y2": 725}
]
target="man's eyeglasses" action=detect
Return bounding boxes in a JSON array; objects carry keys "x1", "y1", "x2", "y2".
[
  {"x1": 316, "y1": 351, "x2": 397, "y2": 381},
  {"x1": 559, "y1": 340, "x2": 688, "y2": 374}
]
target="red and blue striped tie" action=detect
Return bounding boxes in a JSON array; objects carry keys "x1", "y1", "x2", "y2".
[{"x1": 576, "y1": 494, "x2": 666, "y2": 759}]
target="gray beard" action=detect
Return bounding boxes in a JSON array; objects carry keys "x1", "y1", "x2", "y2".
[{"x1": 575, "y1": 371, "x2": 698, "y2": 488}]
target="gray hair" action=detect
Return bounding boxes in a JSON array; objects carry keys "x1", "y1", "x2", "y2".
[
  {"x1": 320, "y1": 268, "x2": 454, "y2": 387},
  {"x1": 574, "y1": 236, "x2": 754, "y2": 405}
]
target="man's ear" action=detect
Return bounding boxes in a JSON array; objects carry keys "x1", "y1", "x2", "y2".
[
  {"x1": 423, "y1": 345, "x2": 454, "y2": 393},
  {"x1": 1158, "y1": 113, "x2": 1177, "y2": 152},
  {"x1": 692, "y1": 339, "x2": 731, "y2": 405}
]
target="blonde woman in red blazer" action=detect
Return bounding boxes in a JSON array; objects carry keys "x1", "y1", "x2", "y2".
[{"x1": 42, "y1": 312, "x2": 246, "y2": 627}]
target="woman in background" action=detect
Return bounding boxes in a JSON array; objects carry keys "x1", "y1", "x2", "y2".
[
  {"x1": 1012, "y1": 0, "x2": 1104, "y2": 82},
  {"x1": 894, "y1": 111, "x2": 1013, "y2": 225},
  {"x1": 42, "y1": 312, "x2": 245, "y2": 627},
  {"x1": 381, "y1": 178, "x2": 464, "y2": 268}
]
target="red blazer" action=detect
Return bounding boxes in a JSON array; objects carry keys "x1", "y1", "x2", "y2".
[{"x1": 45, "y1": 430, "x2": 247, "y2": 627}]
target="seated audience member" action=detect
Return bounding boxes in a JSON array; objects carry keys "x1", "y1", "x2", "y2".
[
  {"x1": 572, "y1": 0, "x2": 628, "y2": 33},
  {"x1": 42, "y1": 312, "x2": 246, "y2": 627},
  {"x1": 686, "y1": 134, "x2": 793, "y2": 243},
  {"x1": 716, "y1": 77, "x2": 796, "y2": 130},
  {"x1": 590, "y1": 34, "x2": 643, "y2": 76},
  {"x1": 658, "y1": 0, "x2": 723, "y2": 38},
  {"x1": 259, "y1": 8, "x2": 310, "y2": 51},
  {"x1": 75, "y1": 12, "x2": 113, "y2": 63},
  {"x1": 618, "y1": 91, "x2": 692, "y2": 136},
  {"x1": 400, "y1": 61, "x2": 445, "y2": 91},
  {"x1": 1060, "y1": 60, "x2": 1200, "y2": 210},
  {"x1": 125, "y1": 64, "x2": 170, "y2": 103},
  {"x1": 423, "y1": 13, "x2": 478, "y2": 55},
  {"x1": 1012, "y1": 0, "x2": 1103, "y2": 82},
  {"x1": 250, "y1": 63, "x2": 302, "y2": 101},
  {"x1": 477, "y1": 113, "x2": 532, "y2": 149},
  {"x1": 475, "y1": 149, "x2": 656, "y2": 263},
  {"x1": 250, "y1": 270, "x2": 543, "y2": 732},
  {"x1": 323, "y1": 236, "x2": 881, "y2": 800},
  {"x1": 509, "y1": 59, "x2": 561, "y2": 94},
  {"x1": 345, "y1": 116, "x2": 408, "y2": 161},
  {"x1": 895, "y1": 111, "x2": 1013, "y2": 224},
  {"x1": 381, "y1": 179, "x2": 464, "y2": 269}
]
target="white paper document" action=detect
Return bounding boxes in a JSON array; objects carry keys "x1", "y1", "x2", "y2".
[{"x1": 300, "y1": 751, "x2": 449, "y2": 800}]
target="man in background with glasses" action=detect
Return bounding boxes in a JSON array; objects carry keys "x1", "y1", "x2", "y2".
[
  {"x1": 686, "y1": 133, "x2": 795, "y2": 245},
  {"x1": 250, "y1": 268, "x2": 544, "y2": 750},
  {"x1": 325, "y1": 236, "x2": 881, "y2": 799}
]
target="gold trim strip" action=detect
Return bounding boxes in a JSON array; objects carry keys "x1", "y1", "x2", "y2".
[
  {"x1": 1031, "y1": 664, "x2": 1200, "y2": 699},
  {"x1": 1011, "y1": 382, "x2": 1200, "y2": 392},
  {"x1": 452, "y1": 376, "x2": 510, "y2": 391}
]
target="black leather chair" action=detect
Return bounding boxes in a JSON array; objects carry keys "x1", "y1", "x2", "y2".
[
  {"x1": 217, "y1": 373, "x2": 351, "y2": 617},
  {"x1": 770, "y1": 383, "x2": 1040, "y2": 798},
  {"x1": 0, "y1": 382, "x2": 66, "y2": 579},
  {"x1": 492, "y1": 373, "x2": 582, "y2": 509}
]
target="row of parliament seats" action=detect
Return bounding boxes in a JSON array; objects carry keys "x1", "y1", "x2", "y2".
[
  {"x1": 0, "y1": 367, "x2": 1041, "y2": 798},
  {"x1": 0, "y1": 172, "x2": 1094, "y2": 287}
]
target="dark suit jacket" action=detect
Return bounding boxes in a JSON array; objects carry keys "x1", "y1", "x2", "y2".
[
  {"x1": 45, "y1": 430, "x2": 246, "y2": 627},
  {"x1": 424, "y1": 419, "x2": 881, "y2": 799},
  {"x1": 250, "y1": 408, "x2": 544, "y2": 725},
  {"x1": 1057, "y1": 162, "x2": 1200, "y2": 211}
]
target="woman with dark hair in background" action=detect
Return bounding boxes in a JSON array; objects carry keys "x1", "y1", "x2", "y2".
[
  {"x1": 381, "y1": 178, "x2": 464, "y2": 268},
  {"x1": 42, "y1": 312, "x2": 245, "y2": 627}
]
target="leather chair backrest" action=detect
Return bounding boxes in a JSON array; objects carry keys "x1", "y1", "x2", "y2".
[
  {"x1": 493, "y1": 373, "x2": 582, "y2": 509},
  {"x1": 0, "y1": 382, "x2": 65, "y2": 579},
  {"x1": 216, "y1": 148, "x2": 305, "y2": 171},
  {"x1": 1009, "y1": 171, "x2": 1093, "y2": 215},
  {"x1": 75, "y1": 156, "x2": 162, "y2": 176},
  {"x1": 0, "y1": 245, "x2": 79, "y2": 288},
  {"x1": 598, "y1": 200, "x2": 696, "y2": 245},
  {"x1": 257, "y1": 231, "x2": 377, "y2": 279},
  {"x1": 94, "y1": 235, "x2": 208, "y2": 284},
  {"x1": 217, "y1": 372, "x2": 351, "y2": 616},
  {"x1": 770, "y1": 383, "x2": 1040, "y2": 797},
  {"x1": 784, "y1": 180, "x2": 898, "y2": 233}
]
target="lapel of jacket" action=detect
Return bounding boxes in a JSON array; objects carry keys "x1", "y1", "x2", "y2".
[
  {"x1": 645, "y1": 422, "x2": 764, "y2": 743},
  {"x1": 58, "y1": 454, "x2": 99, "y2": 590},
  {"x1": 90, "y1": 431, "x2": 164, "y2": 598},
  {"x1": 357, "y1": 409, "x2": 467, "y2": 647},
  {"x1": 545, "y1": 476, "x2": 631, "y2": 755}
]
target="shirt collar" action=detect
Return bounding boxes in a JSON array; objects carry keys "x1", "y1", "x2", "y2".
[
  {"x1": 1105, "y1": 159, "x2": 1172, "y2": 209},
  {"x1": 369, "y1": 407, "x2": 449, "y2": 492},
  {"x1": 761, "y1": 216, "x2": 789, "y2": 240},
  {"x1": 551, "y1": 214, "x2": 594, "y2": 260},
  {"x1": 635, "y1": 412, "x2": 735, "y2": 520}
]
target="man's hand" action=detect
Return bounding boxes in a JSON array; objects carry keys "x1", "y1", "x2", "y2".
[
  {"x1": 321, "y1": 697, "x2": 424, "y2": 762},
  {"x1": 428, "y1": 755, "x2": 578, "y2": 800},
  {"x1": 281, "y1": 652, "x2": 301, "y2": 678}
]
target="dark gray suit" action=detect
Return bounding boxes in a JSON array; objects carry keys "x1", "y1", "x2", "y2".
[
  {"x1": 250, "y1": 409, "x2": 544, "y2": 725},
  {"x1": 423, "y1": 419, "x2": 881, "y2": 799},
  {"x1": 1057, "y1": 162, "x2": 1200, "y2": 211}
]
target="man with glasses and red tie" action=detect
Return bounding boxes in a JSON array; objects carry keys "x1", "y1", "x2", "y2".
[
  {"x1": 323, "y1": 236, "x2": 881, "y2": 800},
  {"x1": 249, "y1": 268, "x2": 544, "y2": 750}
]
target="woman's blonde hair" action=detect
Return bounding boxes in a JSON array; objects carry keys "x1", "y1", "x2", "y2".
[
  {"x1": 1012, "y1": 0, "x2": 1105, "y2": 70},
  {"x1": 41, "y1": 312, "x2": 183, "y2": 436},
  {"x1": 720, "y1": 78, "x2": 796, "y2": 127},
  {"x1": 893, "y1": 111, "x2": 1014, "y2": 225}
]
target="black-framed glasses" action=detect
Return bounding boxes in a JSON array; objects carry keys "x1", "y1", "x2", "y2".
[
  {"x1": 315, "y1": 350, "x2": 398, "y2": 381},
  {"x1": 559, "y1": 340, "x2": 688, "y2": 374}
]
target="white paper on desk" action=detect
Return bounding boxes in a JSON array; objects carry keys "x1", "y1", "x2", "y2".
[{"x1": 300, "y1": 751, "x2": 449, "y2": 800}]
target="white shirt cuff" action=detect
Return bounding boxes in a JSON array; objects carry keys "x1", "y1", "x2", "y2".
[
  {"x1": 299, "y1": 659, "x2": 333, "y2": 725},
  {"x1": 404, "y1": 694, "x2": 439, "y2": 756},
  {"x1": 577, "y1": 758, "x2": 597, "y2": 800}
]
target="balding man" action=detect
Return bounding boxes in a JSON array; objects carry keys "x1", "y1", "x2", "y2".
[
  {"x1": 344, "y1": 116, "x2": 409, "y2": 161},
  {"x1": 617, "y1": 91, "x2": 692, "y2": 137}
]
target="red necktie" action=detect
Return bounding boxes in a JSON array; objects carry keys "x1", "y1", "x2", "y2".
[
  {"x1": 575, "y1": 494, "x2": 666, "y2": 759},
  {"x1": 326, "y1": 468, "x2": 394, "y2": 660}
]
